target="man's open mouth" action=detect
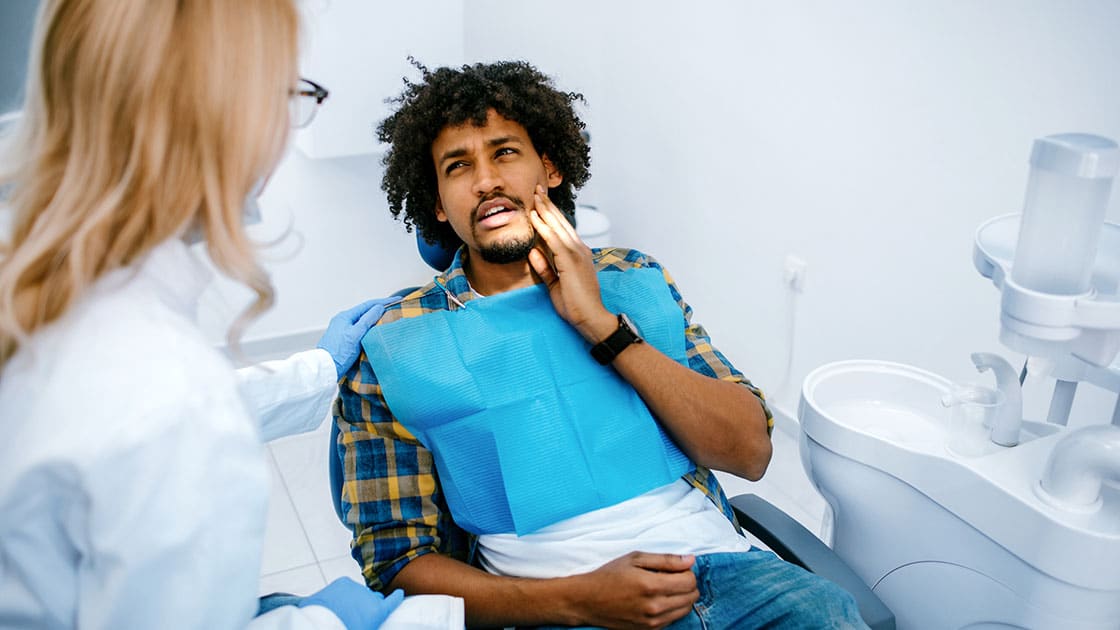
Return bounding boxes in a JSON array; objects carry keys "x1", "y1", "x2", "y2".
[{"x1": 476, "y1": 197, "x2": 521, "y2": 226}]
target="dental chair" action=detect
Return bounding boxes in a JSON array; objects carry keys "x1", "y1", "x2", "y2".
[{"x1": 328, "y1": 234, "x2": 894, "y2": 630}]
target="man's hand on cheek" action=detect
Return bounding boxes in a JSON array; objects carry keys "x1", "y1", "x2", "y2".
[{"x1": 527, "y1": 185, "x2": 616, "y2": 344}]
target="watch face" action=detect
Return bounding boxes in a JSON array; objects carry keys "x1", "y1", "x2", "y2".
[{"x1": 619, "y1": 313, "x2": 642, "y2": 339}]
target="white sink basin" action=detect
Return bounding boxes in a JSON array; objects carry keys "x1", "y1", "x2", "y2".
[
  {"x1": 801, "y1": 360, "x2": 1060, "y2": 457},
  {"x1": 802, "y1": 361, "x2": 951, "y2": 453},
  {"x1": 798, "y1": 359, "x2": 1120, "y2": 596}
]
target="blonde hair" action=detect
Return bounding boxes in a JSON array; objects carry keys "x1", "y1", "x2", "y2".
[{"x1": 0, "y1": 0, "x2": 299, "y2": 364}]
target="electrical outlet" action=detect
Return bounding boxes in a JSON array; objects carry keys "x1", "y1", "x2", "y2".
[{"x1": 783, "y1": 254, "x2": 808, "y2": 292}]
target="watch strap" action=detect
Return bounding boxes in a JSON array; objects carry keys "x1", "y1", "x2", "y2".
[{"x1": 590, "y1": 313, "x2": 643, "y2": 365}]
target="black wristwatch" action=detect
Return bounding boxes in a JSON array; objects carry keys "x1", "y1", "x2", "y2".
[{"x1": 590, "y1": 313, "x2": 644, "y2": 365}]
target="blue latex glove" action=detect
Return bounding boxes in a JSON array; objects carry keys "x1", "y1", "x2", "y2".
[
  {"x1": 299, "y1": 578, "x2": 404, "y2": 629},
  {"x1": 317, "y1": 297, "x2": 399, "y2": 379}
]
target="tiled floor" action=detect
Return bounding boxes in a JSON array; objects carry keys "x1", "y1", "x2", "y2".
[
  {"x1": 258, "y1": 412, "x2": 828, "y2": 595},
  {"x1": 258, "y1": 414, "x2": 363, "y2": 596}
]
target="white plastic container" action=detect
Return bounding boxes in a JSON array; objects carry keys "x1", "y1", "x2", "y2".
[
  {"x1": 1011, "y1": 133, "x2": 1119, "y2": 295},
  {"x1": 942, "y1": 384, "x2": 1004, "y2": 457},
  {"x1": 575, "y1": 204, "x2": 612, "y2": 249}
]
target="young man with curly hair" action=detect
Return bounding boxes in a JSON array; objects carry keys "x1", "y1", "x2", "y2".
[{"x1": 334, "y1": 60, "x2": 867, "y2": 629}]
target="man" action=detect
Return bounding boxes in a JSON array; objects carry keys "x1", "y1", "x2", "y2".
[{"x1": 335, "y1": 60, "x2": 866, "y2": 629}]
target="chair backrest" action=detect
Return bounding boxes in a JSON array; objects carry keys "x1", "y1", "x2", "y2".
[{"x1": 330, "y1": 233, "x2": 455, "y2": 526}]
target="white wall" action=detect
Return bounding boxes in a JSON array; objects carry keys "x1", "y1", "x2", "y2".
[
  {"x1": 195, "y1": 150, "x2": 435, "y2": 353},
  {"x1": 199, "y1": 2, "x2": 466, "y2": 356},
  {"x1": 202, "y1": 1, "x2": 1120, "y2": 424},
  {"x1": 464, "y1": 0, "x2": 1120, "y2": 423}
]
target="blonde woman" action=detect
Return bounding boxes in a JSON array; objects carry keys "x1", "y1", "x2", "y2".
[{"x1": 0, "y1": 1, "x2": 400, "y2": 628}]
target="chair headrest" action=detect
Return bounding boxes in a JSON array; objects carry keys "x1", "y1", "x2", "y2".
[{"x1": 417, "y1": 232, "x2": 456, "y2": 272}]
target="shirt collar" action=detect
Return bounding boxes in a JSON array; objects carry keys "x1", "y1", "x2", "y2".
[
  {"x1": 435, "y1": 245, "x2": 551, "y2": 307},
  {"x1": 433, "y1": 246, "x2": 478, "y2": 309}
]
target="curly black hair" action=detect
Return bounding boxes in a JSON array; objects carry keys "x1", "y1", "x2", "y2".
[{"x1": 377, "y1": 59, "x2": 591, "y2": 251}]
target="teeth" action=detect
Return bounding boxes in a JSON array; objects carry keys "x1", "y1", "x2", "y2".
[{"x1": 483, "y1": 205, "x2": 508, "y2": 218}]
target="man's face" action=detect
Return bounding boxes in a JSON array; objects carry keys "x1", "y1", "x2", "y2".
[{"x1": 432, "y1": 109, "x2": 562, "y2": 264}]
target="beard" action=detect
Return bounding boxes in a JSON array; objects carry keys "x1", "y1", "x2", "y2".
[
  {"x1": 472, "y1": 192, "x2": 536, "y2": 264},
  {"x1": 478, "y1": 230, "x2": 536, "y2": 263}
]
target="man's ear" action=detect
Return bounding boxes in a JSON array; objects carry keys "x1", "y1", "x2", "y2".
[
  {"x1": 541, "y1": 155, "x2": 563, "y2": 188},
  {"x1": 434, "y1": 195, "x2": 448, "y2": 222}
]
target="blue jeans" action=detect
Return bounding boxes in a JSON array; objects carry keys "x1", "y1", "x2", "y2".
[
  {"x1": 534, "y1": 549, "x2": 868, "y2": 630},
  {"x1": 672, "y1": 550, "x2": 868, "y2": 629}
]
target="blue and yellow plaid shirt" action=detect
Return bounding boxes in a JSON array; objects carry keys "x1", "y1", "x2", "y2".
[{"x1": 334, "y1": 246, "x2": 774, "y2": 591}]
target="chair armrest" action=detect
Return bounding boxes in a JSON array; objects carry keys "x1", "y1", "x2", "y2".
[{"x1": 730, "y1": 493, "x2": 895, "y2": 630}]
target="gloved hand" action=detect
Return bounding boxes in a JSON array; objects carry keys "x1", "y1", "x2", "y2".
[
  {"x1": 317, "y1": 297, "x2": 400, "y2": 379},
  {"x1": 299, "y1": 577, "x2": 404, "y2": 629}
]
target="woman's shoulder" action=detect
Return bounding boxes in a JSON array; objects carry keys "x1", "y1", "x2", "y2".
[{"x1": 5, "y1": 280, "x2": 247, "y2": 449}]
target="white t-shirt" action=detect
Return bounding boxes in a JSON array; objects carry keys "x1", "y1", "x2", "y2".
[{"x1": 478, "y1": 479, "x2": 751, "y2": 578}]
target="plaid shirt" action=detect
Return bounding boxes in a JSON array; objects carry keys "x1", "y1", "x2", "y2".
[{"x1": 334, "y1": 246, "x2": 774, "y2": 591}]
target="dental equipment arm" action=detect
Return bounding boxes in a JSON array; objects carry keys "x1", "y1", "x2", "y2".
[{"x1": 971, "y1": 352, "x2": 1024, "y2": 447}]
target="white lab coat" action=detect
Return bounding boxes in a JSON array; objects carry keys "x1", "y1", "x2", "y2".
[
  {"x1": 0, "y1": 239, "x2": 343, "y2": 629},
  {"x1": 239, "y1": 348, "x2": 338, "y2": 444}
]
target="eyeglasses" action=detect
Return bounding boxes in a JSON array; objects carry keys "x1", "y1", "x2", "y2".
[{"x1": 290, "y1": 77, "x2": 329, "y2": 129}]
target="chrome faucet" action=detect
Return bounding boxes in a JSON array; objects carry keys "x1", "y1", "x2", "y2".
[{"x1": 971, "y1": 352, "x2": 1024, "y2": 447}]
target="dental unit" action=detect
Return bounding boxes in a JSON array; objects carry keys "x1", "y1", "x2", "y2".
[{"x1": 798, "y1": 133, "x2": 1120, "y2": 629}]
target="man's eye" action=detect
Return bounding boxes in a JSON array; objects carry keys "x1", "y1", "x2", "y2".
[
  {"x1": 445, "y1": 161, "x2": 468, "y2": 175},
  {"x1": 495, "y1": 147, "x2": 517, "y2": 158}
]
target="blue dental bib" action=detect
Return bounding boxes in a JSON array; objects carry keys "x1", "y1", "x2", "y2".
[{"x1": 362, "y1": 267, "x2": 695, "y2": 535}]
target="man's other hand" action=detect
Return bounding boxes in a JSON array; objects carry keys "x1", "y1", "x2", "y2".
[{"x1": 565, "y1": 551, "x2": 698, "y2": 629}]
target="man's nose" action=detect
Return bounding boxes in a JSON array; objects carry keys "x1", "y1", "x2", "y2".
[{"x1": 472, "y1": 160, "x2": 503, "y2": 196}]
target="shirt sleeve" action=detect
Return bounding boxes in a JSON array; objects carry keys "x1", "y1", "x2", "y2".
[
  {"x1": 238, "y1": 348, "x2": 338, "y2": 442},
  {"x1": 639, "y1": 252, "x2": 775, "y2": 436},
  {"x1": 335, "y1": 349, "x2": 470, "y2": 592}
]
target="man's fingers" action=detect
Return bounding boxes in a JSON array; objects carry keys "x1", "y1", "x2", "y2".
[
  {"x1": 642, "y1": 566, "x2": 698, "y2": 598},
  {"x1": 529, "y1": 209, "x2": 562, "y2": 253},
  {"x1": 528, "y1": 247, "x2": 557, "y2": 285},
  {"x1": 533, "y1": 189, "x2": 581, "y2": 251},
  {"x1": 631, "y1": 552, "x2": 696, "y2": 574},
  {"x1": 537, "y1": 183, "x2": 582, "y2": 239},
  {"x1": 531, "y1": 205, "x2": 582, "y2": 262},
  {"x1": 645, "y1": 591, "x2": 700, "y2": 626}
]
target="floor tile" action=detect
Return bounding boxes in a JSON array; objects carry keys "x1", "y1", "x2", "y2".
[
  {"x1": 258, "y1": 563, "x2": 327, "y2": 598},
  {"x1": 260, "y1": 449, "x2": 318, "y2": 576},
  {"x1": 319, "y1": 554, "x2": 366, "y2": 585},
  {"x1": 270, "y1": 431, "x2": 354, "y2": 562}
]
